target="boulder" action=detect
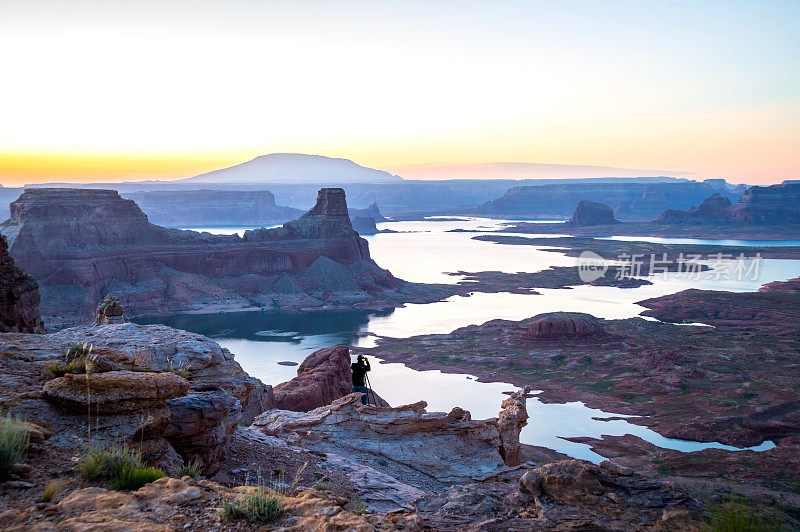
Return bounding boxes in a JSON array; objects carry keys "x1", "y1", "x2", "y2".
[
  {"x1": 272, "y1": 346, "x2": 388, "y2": 411},
  {"x1": 526, "y1": 312, "x2": 605, "y2": 340},
  {"x1": 42, "y1": 370, "x2": 189, "y2": 414},
  {"x1": 165, "y1": 390, "x2": 242, "y2": 474},
  {"x1": 518, "y1": 459, "x2": 699, "y2": 528},
  {"x1": 565, "y1": 200, "x2": 620, "y2": 226}
]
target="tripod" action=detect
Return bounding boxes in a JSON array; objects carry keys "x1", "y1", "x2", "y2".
[{"x1": 364, "y1": 372, "x2": 377, "y2": 406}]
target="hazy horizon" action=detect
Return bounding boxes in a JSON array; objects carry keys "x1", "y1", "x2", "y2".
[{"x1": 1, "y1": 1, "x2": 798, "y2": 186}]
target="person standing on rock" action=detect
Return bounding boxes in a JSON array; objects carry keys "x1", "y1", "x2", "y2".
[{"x1": 351, "y1": 354, "x2": 371, "y2": 405}]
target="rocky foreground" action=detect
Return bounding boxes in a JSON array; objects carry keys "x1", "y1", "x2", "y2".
[{"x1": 0, "y1": 319, "x2": 707, "y2": 530}]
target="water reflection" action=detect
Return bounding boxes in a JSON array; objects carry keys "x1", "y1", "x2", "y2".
[{"x1": 135, "y1": 218, "x2": 794, "y2": 462}]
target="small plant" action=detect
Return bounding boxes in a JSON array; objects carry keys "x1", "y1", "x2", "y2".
[
  {"x1": 376, "y1": 458, "x2": 388, "y2": 467},
  {"x1": 313, "y1": 476, "x2": 333, "y2": 491},
  {"x1": 111, "y1": 465, "x2": 164, "y2": 490},
  {"x1": 0, "y1": 416, "x2": 29, "y2": 479},
  {"x1": 48, "y1": 342, "x2": 96, "y2": 376},
  {"x1": 221, "y1": 490, "x2": 285, "y2": 523},
  {"x1": 41, "y1": 479, "x2": 64, "y2": 502},
  {"x1": 78, "y1": 444, "x2": 163, "y2": 490},
  {"x1": 348, "y1": 498, "x2": 368, "y2": 515},
  {"x1": 178, "y1": 460, "x2": 202, "y2": 479},
  {"x1": 47, "y1": 356, "x2": 95, "y2": 377},
  {"x1": 131, "y1": 347, "x2": 157, "y2": 370},
  {"x1": 706, "y1": 496, "x2": 781, "y2": 532},
  {"x1": 66, "y1": 342, "x2": 93, "y2": 362}
]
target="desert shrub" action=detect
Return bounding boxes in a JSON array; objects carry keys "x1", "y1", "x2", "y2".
[
  {"x1": 111, "y1": 465, "x2": 164, "y2": 490},
  {"x1": 221, "y1": 490, "x2": 285, "y2": 523},
  {"x1": 41, "y1": 479, "x2": 64, "y2": 502},
  {"x1": 348, "y1": 498, "x2": 367, "y2": 515},
  {"x1": 79, "y1": 444, "x2": 162, "y2": 490},
  {"x1": 178, "y1": 460, "x2": 202, "y2": 479},
  {"x1": 314, "y1": 476, "x2": 333, "y2": 491},
  {"x1": 706, "y1": 498, "x2": 782, "y2": 532},
  {"x1": 0, "y1": 416, "x2": 29, "y2": 479},
  {"x1": 66, "y1": 342, "x2": 93, "y2": 362},
  {"x1": 47, "y1": 356, "x2": 94, "y2": 377}
]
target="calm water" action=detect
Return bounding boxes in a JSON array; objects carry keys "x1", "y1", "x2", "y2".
[
  {"x1": 600, "y1": 235, "x2": 800, "y2": 247},
  {"x1": 141, "y1": 217, "x2": 796, "y2": 461}
]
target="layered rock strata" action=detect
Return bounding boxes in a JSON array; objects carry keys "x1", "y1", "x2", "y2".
[
  {"x1": 251, "y1": 388, "x2": 530, "y2": 484},
  {"x1": 1, "y1": 187, "x2": 442, "y2": 328},
  {"x1": 656, "y1": 183, "x2": 800, "y2": 225},
  {"x1": 0, "y1": 234, "x2": 44, "y2": 333},
  {"x1": 124, "y1": 189, "x2": 302, "y2": 227},
  {"x1": 1, "y1": 322, "x2": 268, "y2": 474}
]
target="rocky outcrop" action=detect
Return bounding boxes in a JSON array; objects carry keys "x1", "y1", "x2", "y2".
[
  {"x1": 517, "y1": 459, "x2": 699, "y2": 529},
  {"x1": 48, "y1": 323, "x2": 271, "y2": 423},
  {"x1": 349, "y1": 201, "x2": 387, "y2": 222},
  {"x1": 656, "y1": 193, "x2": 732, "y2": 224},
  {"x1": 565, "y1": 200, "x2": 619, "y2": 226},
  {"x1": 2, "y1": 323, "x2": 268, "y2": 474},
  {"x1": 42, "y1": 371, "x2": 189, "y2": 413},
  {"x1": 92, "y1": 293, "x2": 129, "y2": 325},
  {"x1": 729, "y1": 183, "x2": 800, "y2": 224},
  {"x1": 0, "y1": 187, "x2": 439, "y2": 328},
  {"x1": 0, "y1": 234, "x2": 44, "y2": 333},
  {"x1": 272, "y1": 345, "x2": 352, "y2": 411},
  {"x1": 124, "y1": 189, "x2": 302, "y2": 227},
  {"x1": 351, "y1": 216, "x2": 379, "y2": 235},
  {"x1": 497, "y1": 387, "x2": 530, "y2": 466},
  {"x1": 655, "y1": 184, "x2": 800, "y2": 226},
  {"x1": 526, "y1": 312, "x2": 605, "y2": 340},
  {"x1": 164, "y1": 390, "x2": 242, "y2": 474},
  {"x1": 272, "y1": 346, "x2": 388, "y2": 411},
  {"x1": 251, "y1": 390, "x2": 529, "y2": 483}
]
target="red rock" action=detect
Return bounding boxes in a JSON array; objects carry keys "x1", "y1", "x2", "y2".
[
  {"x1": 565, "y1": 200, "x2": 619, "y2": 226},
  {"x1": 0, "y1": 234, "x2": 44, "y2": 333},
  {"x1": 526, "y1": 312, "x2": 605, "y2": 340},
  {"x1": 272, "y1": 345, "x2": 389, "y2": 411},
  {"x1": 0, "y1": 188, "x2": 417, "y2": 327}
]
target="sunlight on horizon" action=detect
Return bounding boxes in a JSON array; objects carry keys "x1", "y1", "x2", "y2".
[{"x1": 1, "y1": 0, "x2": 798, "y2": 185}]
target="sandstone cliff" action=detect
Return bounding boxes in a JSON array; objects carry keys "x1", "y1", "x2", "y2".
[
  {"x1": 655, "y1": 184, "x2": 800, "y2": 226},
  {"x1": 124, "y1": 189, "x2": 302, "y2": 227},
  {"x1": 476, "y1": 181, "x2": 738, "y2": 220},
  {"x1": 1, "y1": 188, "x2": 444, "y2": 328},
  {"x1": 0, "y1": 234, "x2": 44, "y2": 333}
]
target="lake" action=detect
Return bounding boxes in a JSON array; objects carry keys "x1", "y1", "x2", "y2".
[{"x1": 139, "y1": 217, "x2": 797, "y2": 461}]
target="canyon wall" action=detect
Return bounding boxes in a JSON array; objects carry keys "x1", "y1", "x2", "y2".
[
  {"x1": 0, "y1": 233, "x2": 45, "y2": 333},
  {"x1": 476, "y1": 180, "x2": 739, "y2": 220},
  {"x1": 124, "y1": 189, "x2": 303, "y2": 227},
  {"x1": 0, "y1": 187, "x2": 435, "y2": 328},
  {"x1": 656, "y1": 183, "x2": 800, "y2": 225}
]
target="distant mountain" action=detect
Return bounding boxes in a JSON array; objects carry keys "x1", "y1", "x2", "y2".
[
  {"x1": 386, "y1": 161, "x2": 691, "y2": 180},
  {"x1": 182, "y1": 153, "x2": 403, "y2": 184}
]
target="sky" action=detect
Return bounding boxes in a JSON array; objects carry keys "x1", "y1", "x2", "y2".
[{"x1": 0, "y1": 0, "x2": 798, "y2": 185}]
